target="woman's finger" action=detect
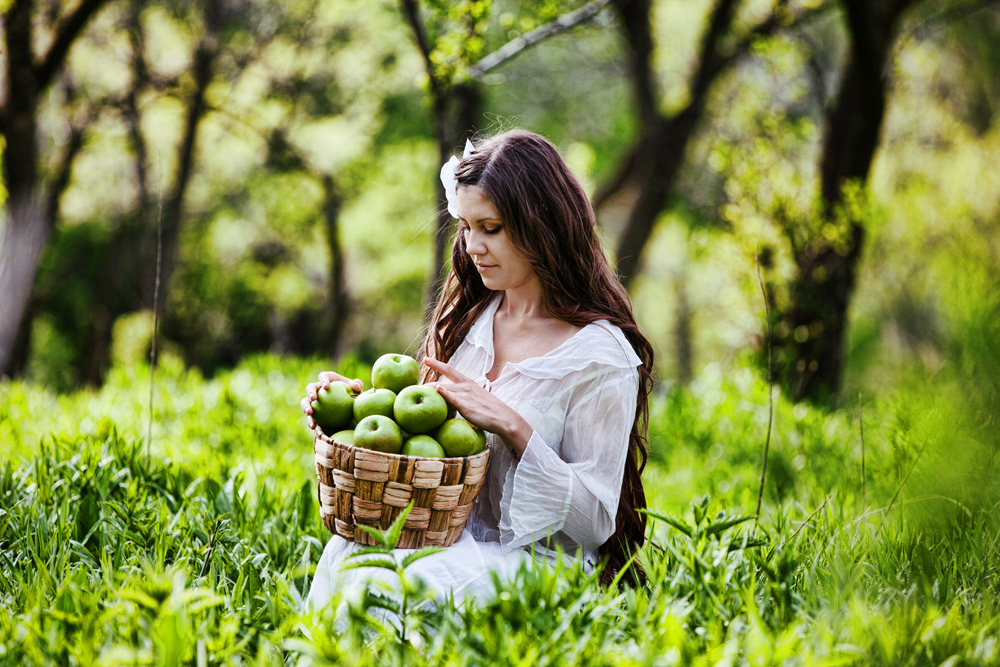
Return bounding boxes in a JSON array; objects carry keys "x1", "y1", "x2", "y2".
[
  {"x1": 427, "y1": 374, "x2": 520, "y2": 438},
  {"x1": 423, "y1": 357, "x2": 473, "y2": 384},
  {"x1": 314, "y1": 372, "x2": 363, "y2": 392},
  {"x1": 430, "y1": 382, "x2": 472, "y2": 412},
  {"x1": 306, "y1": 416, "x2": 316, "y2": 430},
  {"x1": 301, "y1": 396, "x2": 313, "y2": 415},
  {"x1": 317, "y1": 371, "x2": 339, "y2": 387}
]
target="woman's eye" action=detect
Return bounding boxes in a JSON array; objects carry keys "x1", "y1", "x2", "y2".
[{"x1": 458, "y1": 224, "x2": 500, "y2": 236}]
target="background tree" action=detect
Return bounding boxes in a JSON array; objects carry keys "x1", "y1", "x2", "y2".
[
  {"x1": 0, "y1": 0, "x2": 111, "y2": 378},
  {"x1": 156, "y1": 0, "x2": 422, "y2": 371},
  {"x1": 717, "y1": 0, "x2": 954, "y2": 402},
  {"x1": 774, "y1": 0, "x2": 931, "y2": 402},
  {"x1": 3, "y1": 0, "x2": 997, "y2": 402},
  {"x1": 595, "y1": 0, "x2": 834, "y2": 285},
  {"x1": 17, "y1": 0, "x2": 241, "y2": 385}
]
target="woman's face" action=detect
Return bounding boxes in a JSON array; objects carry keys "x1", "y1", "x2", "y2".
[{"x1": 455, "y1": 185, "x2": 536, "y2": 292}]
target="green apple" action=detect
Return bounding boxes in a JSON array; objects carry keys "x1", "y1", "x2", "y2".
[
  {"x1": 435, "y1": 418, "x2": 487, "y2": 457},
  {"x1": 311, "y1": 381, "x2": 358, "y2": 433},
  {"x1": 401, "y1": 434, "x2": 446, "y2": 458},
  {"x1": 353, "y1": 388, "x2": 397, "y2": 422},
  {"x1": 353, "y1": 415, "x2": 403, "y2": 454},
  {"x1": 394, "y1": 385, "x2": 449, "y2": 435},
  {"x1": 372, "y1": 353, "x2": 420, "y2": 393},
  {"x1": 331, "y1": 429, "x2": 355, "y2": 445}
]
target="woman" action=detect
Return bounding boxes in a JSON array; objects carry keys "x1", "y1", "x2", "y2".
[{"x1": 303, "y1": 130, "x2": 654, "y2": 612}]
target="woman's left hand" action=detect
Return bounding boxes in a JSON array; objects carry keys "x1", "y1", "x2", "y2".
[{"x1": 423, "y1": 358, "x2": 532, "y2": 453}]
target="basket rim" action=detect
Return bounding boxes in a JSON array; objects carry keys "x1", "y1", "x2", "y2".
[{"x1": 315, "y1": 425, "x2": 490, "y2": 464}]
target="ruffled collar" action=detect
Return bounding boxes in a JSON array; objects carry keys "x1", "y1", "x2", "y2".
[{"x1": 464, "y1": 295, "x2": 642, "y2": 380}]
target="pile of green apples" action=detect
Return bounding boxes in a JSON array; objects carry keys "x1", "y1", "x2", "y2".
[{"x1": 310, "y1": 353, "x2": 487, "y2": 458}]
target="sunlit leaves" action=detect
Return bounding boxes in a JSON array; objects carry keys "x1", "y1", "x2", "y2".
[{"x1": 421, "y1": 0, "x2": 494, "y2": 84}]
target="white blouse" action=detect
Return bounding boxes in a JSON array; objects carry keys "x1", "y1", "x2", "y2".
[
  {"x1": 307, "y1": 295, "x2": 642, "y2": 611},
  {"x1": 453, "y1": 295, "x2": 642, "y2": 561}
]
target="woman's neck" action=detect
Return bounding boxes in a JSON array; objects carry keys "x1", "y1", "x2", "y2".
[{"x1": 498, "y1": 275, "x2": 548, "y2": 322}]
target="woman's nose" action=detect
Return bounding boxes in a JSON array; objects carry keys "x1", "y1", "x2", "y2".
[{"x1": 466, "y1": 230, "x2": 488, "y2": 256}]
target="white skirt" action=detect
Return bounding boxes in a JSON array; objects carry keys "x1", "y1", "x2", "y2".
[{"x1": 306, "y1": 530, "x2": 532, "y2": 616}]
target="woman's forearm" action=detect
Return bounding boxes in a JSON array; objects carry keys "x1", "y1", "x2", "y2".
[{"x1": 498, "y1": 409, "x2": 532, "y2": 461}]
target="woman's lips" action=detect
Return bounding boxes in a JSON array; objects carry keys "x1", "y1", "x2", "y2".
[{"x1": 475, "y1": 264, "x2": 496, "y2": 272}]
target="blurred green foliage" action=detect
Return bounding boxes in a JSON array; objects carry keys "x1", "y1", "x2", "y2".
[{"x1": 9, "y1": 0, "x2": 995, "y2": 405}]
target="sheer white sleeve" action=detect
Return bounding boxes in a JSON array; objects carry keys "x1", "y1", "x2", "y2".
[{"x1": 498, "y1": 364, "x2": 639, "y2": 553}]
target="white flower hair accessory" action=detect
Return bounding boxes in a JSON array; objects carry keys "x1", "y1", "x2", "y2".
[{"x1": 440, "y1": 139, "x2": 475, "y2": 218}]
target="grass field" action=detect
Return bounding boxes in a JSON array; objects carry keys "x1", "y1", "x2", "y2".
[{"x1": 1, "y1": 353, "x2": 999, "y2": 665}]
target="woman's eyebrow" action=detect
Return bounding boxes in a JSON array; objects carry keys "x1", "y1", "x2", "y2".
[{"x1": 457, "y1": 216, "x2": 501, "y2": 224}]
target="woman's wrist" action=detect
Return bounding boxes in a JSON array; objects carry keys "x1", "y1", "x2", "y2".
[{"x1": 498, "y1": 412, "x2": 532, "y2": 461}]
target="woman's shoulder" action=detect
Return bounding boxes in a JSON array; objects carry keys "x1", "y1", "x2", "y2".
[
  {"x1": 572, "y1": 320, "x2": 643, "y2": 371},
  {"x1": 509, "y1": 319, "x2": 642, "y2": 381}
]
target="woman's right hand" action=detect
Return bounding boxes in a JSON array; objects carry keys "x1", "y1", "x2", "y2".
[{"x1": 301, "y1": 371, "x2": 364, "y2": 430}]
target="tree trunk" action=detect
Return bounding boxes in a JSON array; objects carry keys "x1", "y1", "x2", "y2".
[
  {"x1": 0, "y1": 205, "x2": 50, "y2": 377},
  {"x1": 402, "y1": 0, "x2": 583, "y2": 319},
  {"x1": 673, "y1": 250, "x2": 694, "y2": 386},
  {"x1": 784, "y1": 225, "x2": 865, "y2": 401},
  {"x1": 83, "y1": 298, "x2": 113, "y2": 386},
  {"x1": 321, "y1": 176, "x2": 350, "y2": 358},
  {"x1": 0, "y1": 0, "x2": 109, "y2": 377},
  {"x1": 157, "y1": 3, "x2": 221, "y2": 309},
  {"x1": 605, "y1": 0, "x2": 739, "y2": 287},
  {"x1": 125, "y1": 0, "x2": 156, "y2": 310},
  {"x1": 0, "y1": 1, "x2": 44, "y2": 378},
  {"x1": 425, "y1": 94, "x2": 455, "y2": 321},
  {"x1": 601, "y1": 0, "x2": 837, "y2": 288},
  {"x1": 423, "y1": 82, "x2": 482, "y2": 319},
  {"x1": 612, "y1": 119, "x2": 692, "y2": 285},
  {"x1": 783, "y1": 0, "x2": 916, "y2": 402},
  {"x1": 8, "y1": 297, "x2": 35, "y2": 377}
]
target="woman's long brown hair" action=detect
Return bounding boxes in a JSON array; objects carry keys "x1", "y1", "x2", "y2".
[{"x1": 419, "y1": 130, "x2": 655, "y2": 586}]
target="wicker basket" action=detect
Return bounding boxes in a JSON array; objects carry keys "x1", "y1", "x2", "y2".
[{"x1": 313, "y1": 427, "x2": 491, "y2": 548}]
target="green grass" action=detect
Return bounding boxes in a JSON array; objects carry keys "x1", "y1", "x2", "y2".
[{"x1": 1, "y1": 354, "x2": 999, "y2": 665}]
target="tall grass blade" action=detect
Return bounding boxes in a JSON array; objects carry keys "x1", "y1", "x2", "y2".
[
  {"x1": 754, "y1": 253, "x2": 774, "y2": 533},
  {"x1": 147, "y1": 150, "x2": 164, "y2": 472}
]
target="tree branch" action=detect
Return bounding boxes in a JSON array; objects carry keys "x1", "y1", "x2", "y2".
[
  {"x1": 907, "y1": 0, "x2": 1000, "y2": 35},
  {"x1": 592, "y1": 141, "x2": 643, "y2": 210},
  {"x1": 772, "y1": 198, "x2": 802, "y2": 260},
  {"x1": 45, "y1": 123, "x2": 86, "y2": 229},
  {"x1": 842, "y1": 0, "x2": 884, "y2": 96},
  {"x1": 35, "y1": 0, "x2": 109, "y2": 91},
  {"x1": 616, "y1": 0, "x2": 665, "y2": 126},
  {"x1": 592, "y1": 0, "x2": 660, "y2": 213},
  {"x1": 469, "y1": 0, "x2": 612, "y2": 79},
  {"x1": 688, "y1": 0, "x2": 740, "y2": 105},
  {"x1": 889, "y1": 0, "x2": 1000, "y2": 72},
  {"x1": 596, "y1": 0, "x2": 742, "y2": 215},
  {"x1": 701, "y1": 1, "x2": 836, "y2": 97},
  {"x1": 399, "y1": 0, "x2": 445, "y2": 97}
]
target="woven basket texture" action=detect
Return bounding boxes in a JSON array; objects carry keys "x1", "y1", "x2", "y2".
[{"x1": 314, "y1": 427, "x2": 491, "y2": 548}]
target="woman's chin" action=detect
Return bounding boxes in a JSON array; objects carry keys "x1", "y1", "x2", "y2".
[{"x1": 477, "y1": 274, "x2": 502, "y2": 289}]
